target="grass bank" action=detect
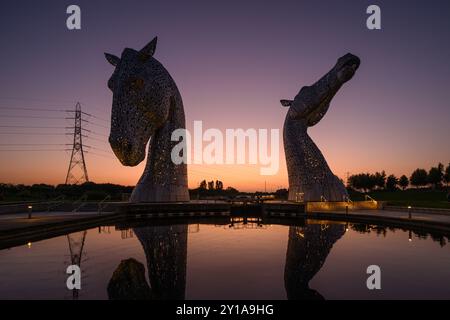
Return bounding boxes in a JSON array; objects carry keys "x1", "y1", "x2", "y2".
[{"x1": 348, "y1": 189, "x2": 450, "y2": 209}]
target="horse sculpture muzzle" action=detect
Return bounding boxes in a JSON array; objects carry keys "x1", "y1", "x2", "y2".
[{"x1": 109, "y1": 135, "x2": 146, "y2": 167}]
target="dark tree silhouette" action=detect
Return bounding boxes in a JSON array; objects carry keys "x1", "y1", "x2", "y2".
[
  {"x1": 399, "y1": 175, "x2": 409, "y2": 190},
  {"x1": 444, "y1": 163, "x2": 450, "y2": 188},
  {"x1": 348, "y1": 173, "x2": 376, "y2": 192},
  {"x1": 374, "y1": 171, "x2": 386, "y2": 189},
  {"x1": 386, "y1": 174, "x2": 399, "y2": 191},
  {"x1": 410, "y1": 168, "x2": 428, "y2": 188},
  {"x1": 428, "y1": 163, "x2": 444, "y2": 189},
  {"x1": 199, "y1": 180, "x2": 207, "y2": 190},
  {"x1": 215, "y1": 180, "x2": 223, "y2": 190}
]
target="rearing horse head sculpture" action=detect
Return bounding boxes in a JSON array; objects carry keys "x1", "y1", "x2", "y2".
[{"x1": 281, "y1": 53, "x2": 360, "y2": 202}]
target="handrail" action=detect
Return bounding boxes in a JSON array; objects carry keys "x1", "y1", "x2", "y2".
[
  {"x1": 343, "y1": 195, "x2": 353, "y2": 205},
  {"x1": 47, "y1": 195, "x2": 66, "y2": 212},
  {"x1": 72, "y1": 194, "x2": 88, "y2": 212},
  {"x1": 97, "y1": 195, "x2": 111, "y2": 214},
  {"x1": 365, "y1": 194, "x2": 376, "y2": 202}
]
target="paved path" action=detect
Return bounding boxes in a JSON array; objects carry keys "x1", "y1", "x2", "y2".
[
  {"x1": 0, "y1": 212, "x2": 115, "y2": 233},
  {"x1": 338, "y1": 209, "x2": 450, "y2": 225},
  {"x1": 307, "y1": 209, "x2": 450, "y2": 234}
]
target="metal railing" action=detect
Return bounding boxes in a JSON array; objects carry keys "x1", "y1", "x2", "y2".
[
  {"x1": 343, "y1": 195, "x2": 353, "y2": 205},
  {"x1": 47, "y1": 195, "x2": 66, "y2": 212},
  {"x1": 72, "y1": 194, "x2": 88, "y2": 212},
  {"x1": 97, "y1": 195, "x2": 111, "y2": 214}
]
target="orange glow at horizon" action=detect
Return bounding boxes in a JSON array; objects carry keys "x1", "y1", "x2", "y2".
[{"x1": 1, "y1": 137, "x2": 447, "y2": 192}]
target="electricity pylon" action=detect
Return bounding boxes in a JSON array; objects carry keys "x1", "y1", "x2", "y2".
[{"x1": 65, "y1": 102, "x2": 89, "y2": 184}]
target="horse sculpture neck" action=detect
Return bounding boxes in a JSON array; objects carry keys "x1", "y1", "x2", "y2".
[
  {"x1": 131, "y1": 89, "x2": 189, "y2": 202},
  {"x1": 283, "y1": 117, "x2": 347, "y2": 202}
]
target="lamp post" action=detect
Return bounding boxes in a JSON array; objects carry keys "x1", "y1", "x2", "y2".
[
  {"x1": 408, "y1": 205, "x2": 412, "y2": 219},
  {"x1": 27, "y1": 205, "x2": 33, "y2": 219}
]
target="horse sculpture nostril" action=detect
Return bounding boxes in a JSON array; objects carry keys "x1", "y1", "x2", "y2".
[
  {"x1": 124, "y1": 141, "x2": 133, "y2": 153},
  {"x1": 109, "y1": 137, "x2": 132, "y2": 154}
]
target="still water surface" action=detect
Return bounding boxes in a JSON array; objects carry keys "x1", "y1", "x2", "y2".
[{"x1": 0, "y1": 219, "x2": 449, "y2": 299}]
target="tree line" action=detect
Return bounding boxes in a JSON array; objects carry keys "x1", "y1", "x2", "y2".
[
  {"x1": 0, "y1": 182, "x2": 134, "y2": 201},
  {"x1": 0, "y1": 180, "x2": 244, "y2": 202},
  {"x1": 347, "y1": 162, "x2": 450, "y2": 192}
]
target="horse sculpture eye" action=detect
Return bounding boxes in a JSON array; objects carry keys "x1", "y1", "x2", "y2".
[{"x1": 130, "y1": 77, "x2": 145, "y2": 91}]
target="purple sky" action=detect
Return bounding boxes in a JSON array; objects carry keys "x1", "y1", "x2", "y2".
[{"x1": 0, "y1": 0, "x2": 449, "y2": 190}]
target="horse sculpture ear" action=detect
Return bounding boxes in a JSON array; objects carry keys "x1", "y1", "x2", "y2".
[
  {"x1": 280, "y1": 100, "x2": 293, "y2": 107},
  {"x1": 105, "y1": 53, "x2": 120, "y2": 67},
  {"x1": 140, "y1": 37, "x2": 158, "y2": 57}
]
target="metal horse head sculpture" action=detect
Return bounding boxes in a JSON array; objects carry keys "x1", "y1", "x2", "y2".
[
  {"x1": 105, "y1": 37, "x2": 189, "y2": 202},
  {"x1": 281, "y1": 53, "x2": 360, "y2": 201}
]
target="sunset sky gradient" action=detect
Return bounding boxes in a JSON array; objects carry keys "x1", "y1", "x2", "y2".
[{"x1": 0, "y1": 0, "x2": 449, "y2": 191}]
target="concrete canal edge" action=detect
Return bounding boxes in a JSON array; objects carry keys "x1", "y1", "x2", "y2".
[{"x1": 0, "y1": 213, "x2": 123, "y2": 250}]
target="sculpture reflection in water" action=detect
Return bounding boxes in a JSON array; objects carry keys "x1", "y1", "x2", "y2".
[
  {"x1": 107, "y1": 222, "x2": 344, "y2": 300},
  {"x1": 284, "y1": 223, "x2": 345, "y2": 300},
  {"x1": 107, "y1": 225, "x2": 187, "y2": 300}
]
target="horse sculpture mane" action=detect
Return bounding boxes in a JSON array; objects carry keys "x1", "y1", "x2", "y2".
[
  {"x1": 281, "y1": 53, "x2": 360, "y2": 202},
  {"x1": 105, "y1": 37, "x2": 189, "y2": 202}
]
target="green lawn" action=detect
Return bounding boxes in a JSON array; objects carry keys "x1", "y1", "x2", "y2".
[{"x1": 348, "y1": 189, "x2": 450, "y2": 209}]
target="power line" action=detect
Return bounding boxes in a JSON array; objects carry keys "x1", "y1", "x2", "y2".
[
  {"x1": 0, "y1": 96, "x2": 77, "y2": 104},
  {"x1": 84, "y1": 129, "x2": 108, "y2": 137},
  {"x1": 0, "y1": 149, "x2": 71, "y2": 152},
  {"x1": 84, "y1": 136, "x2": 106, "y2": 143},
  {"x1": 0, "y1": 132, "x2": 68, "y2": 135},
  {"x1": 0, "y1": 103, "x2": 110, "y2": 123},
  {"x1": 84, "y1": 120, "x2": 109, "y2": 129},
  {"x1": 79, "y1": 111, "x2": 109, "y2": 123},
  {"x1": 0, "y1": 115, "x2": 68, "y2": 120},
  {"x1": 0, "y1": 107, "x2": 68, "y2": 112},
  {"x1": 85, "y1": 145, "x2": 112, "y2": 154},
  {"x1": 89, "y1": 114, "x2": 109, "y2": 123},
  {"x1": 0, "y1": 125, "x2": 68, "y2": 129},
  {"x1": 0, "y1": 143, "x2": 68, "y2": 146},
  {"x1": 84, "y1": 150, "x2": 115, "y2": 159}
]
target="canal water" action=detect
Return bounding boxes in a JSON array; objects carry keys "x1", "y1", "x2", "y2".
[{"x1": 0, "y1": 219, "x2": 449, "y2": 299}]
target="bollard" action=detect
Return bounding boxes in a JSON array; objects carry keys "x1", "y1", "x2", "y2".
[
  {"x1": 27, "y1": 205, "x2": 33, "y2": 219},
  {"x1": 345, "y1": 205, "x2": 348, "y2": 215},
  {"x1": 408, "y1": 205, "x2": 412, "y2": 219}
]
